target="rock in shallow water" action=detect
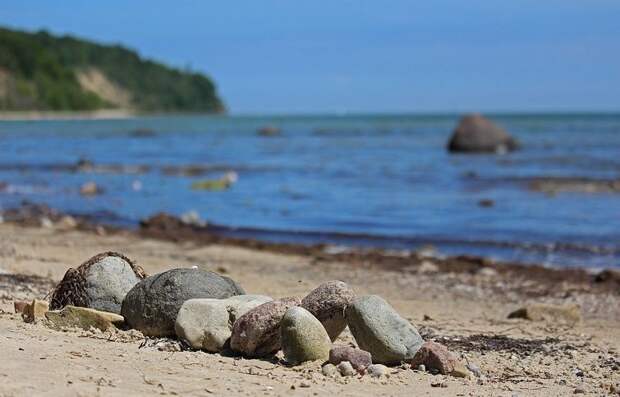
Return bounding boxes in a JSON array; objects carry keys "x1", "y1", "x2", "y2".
[
  {"x1": 281, "y1": 306, "x2": 331, "y2": 365},
  {"x1": 50, "y1": 252, "x2": 145, "y2": 314},
  {"x1": 345, "y1": 295, "x2": 423, "y2": 365},
  {"x1": 230, "y1": 297, "x2": 300, "y2": 357},
  {"x1": 301, "y1": 280, "x2": 355, "y2": 341},
  {"x1": 329, "y1": 346, "x2": 372, "y2": 373},
  {"x1": 447, "y1": 114, "x2": 519, "y2": 153},
  {"x1": 175, "y1": 295, "x2": 272, "y2": 352},
  {"x1": 121, "y1": 268, "x2": 245, "y2": 337}
]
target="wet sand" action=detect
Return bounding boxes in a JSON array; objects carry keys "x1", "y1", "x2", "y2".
[{"x1": 0, "y1": 220, "x2": 619, "y2": 396}]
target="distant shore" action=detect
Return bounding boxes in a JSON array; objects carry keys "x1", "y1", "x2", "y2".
[{"x1": 0, "y1": 109, "x2": 136, "y2": 121}]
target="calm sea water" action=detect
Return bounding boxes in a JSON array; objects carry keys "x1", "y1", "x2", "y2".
[{"x1": 1, "y1": 113, "x2": 619, "y2": 268}]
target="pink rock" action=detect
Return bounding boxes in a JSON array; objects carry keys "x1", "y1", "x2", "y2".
[
  {"x1": 230, "y1": 297, "x2": 300, "y2": 357},
  {"x1": 301, "y1": 280, "x2": 356, "y2": 341},
  {"x1": 410, "y1": 341, "x2": 456, "y2": 375},
  {"x1": 329, "y1": 346, "x2": 372, "y2": 373}
]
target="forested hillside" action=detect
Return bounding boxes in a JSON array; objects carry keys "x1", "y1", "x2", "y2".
[{"x1": 0, "y1": 27, "x2": 225, "y2": 112}]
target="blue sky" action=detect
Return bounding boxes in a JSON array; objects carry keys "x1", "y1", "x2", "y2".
[{"x1": 1, "y1": 1, "x2": 619, "y2": 114}]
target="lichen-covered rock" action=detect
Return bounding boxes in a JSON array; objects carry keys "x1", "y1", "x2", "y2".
[
  {"x1": 121, "y1": 268, "x2": 245, "y2": 337},
  {"x1": 447, "y1": 114, "x2": 519, "y2": 153},
  {"x1": 281, "y1": 307, "x2": 331, "y2": 365},
  {"x1": 230, "y1": 297, "x2": 300, "y2": 357},
  {"x1": 345, "y1": 295, "x2": 423, "y2": 365},
  {"x1": 410, "y1": 341, "x2": 456, "y2": 375},
  {"x1": 301, "y1": 280, "x2": 355, "y2": 341},
  {"x1": 175, "y1": 295, "x2": 272, "y2": 352},
  {"x1": 50, "y1": 252, "x2": 145, "y2": 314},
  {"x1": 329, "y1": 346, "x2": 372, "y2": 373}
]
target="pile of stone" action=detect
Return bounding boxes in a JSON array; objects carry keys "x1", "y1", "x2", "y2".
[{"x1": 17, "y1": 251, "x2": 474, "y2": 380}]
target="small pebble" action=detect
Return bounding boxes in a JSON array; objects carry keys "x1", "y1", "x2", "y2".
[
  {"x1": 321, "y1": 363, "x2": 339, "y2": 377},
  {"x1": 300, "y1": 381, "x2": 311, "y2": 388},
  {"x1": 337, "y1": 361, "x2": 356, "y2": 377},
  {"x1": 417, "y1": 364, "x2": 426, "y2": 372},
  {"x1": 367, "y1": 364, "x2": 388, "y2": 378},
  {"x1": 573, "y1": 387, "x2": 586, "y2": 394},
  {"x1": 466, "y1": 362, "x2": 482, "y2": 377}
]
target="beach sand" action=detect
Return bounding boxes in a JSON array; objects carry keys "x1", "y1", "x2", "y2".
[{"x1": 0, "y1": 222, "x2": 618, "y2": 396}]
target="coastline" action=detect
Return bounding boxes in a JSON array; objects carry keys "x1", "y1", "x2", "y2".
[{"x1": 0, "y1": 109, "x2": 137, "y2": 121}]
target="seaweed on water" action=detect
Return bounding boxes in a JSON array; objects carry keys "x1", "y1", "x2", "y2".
[{"x1": 49, "y1": 251, "x2": 146, "y2": 310}]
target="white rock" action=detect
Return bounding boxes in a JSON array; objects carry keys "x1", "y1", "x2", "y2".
[{"x1": 367, "y1": 364, "x2": 388, "y2": 378}]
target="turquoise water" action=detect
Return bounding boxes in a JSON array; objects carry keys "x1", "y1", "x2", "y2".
[{"x1": 0, "y1": 113, "x2": 619, "y2": 268}]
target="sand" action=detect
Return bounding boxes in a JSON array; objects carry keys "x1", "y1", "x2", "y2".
[{"x1": 0, "y1": 222, "x2": 618, "y2": 396}]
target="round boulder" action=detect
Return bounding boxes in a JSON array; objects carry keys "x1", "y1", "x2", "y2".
[
  {"x1": 50, "y1": 252, "x2": 145, "y2": 314},
  {"x1": 345, "y1": 295, "x2": 424, "y2": 365},
  {"x1": 447, "y1": 114, "x2": 519, "y2": 153},
  {"x1": 230, "y1": 297, "x2": 300, "y2": 357},
  {"x1": 281, "y1": 307, "x2": 331, "y2": 365},
  {"x1": 121, "y1": 268, "x2": 245, "y2": 337},
  {"x1": 301, "y1": 280, "x2": 355, "y2": 341}
]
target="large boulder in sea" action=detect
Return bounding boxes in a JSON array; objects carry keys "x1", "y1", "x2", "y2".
[
  {"x1": 345, "y1": 295, "x2": 424, "y2": 365},
  {"x1": 447, "y1": 114, "x2": 519, "y2": 153},
  {"x1": 301, "y1": 280, "x2": 356, "y2": 341},
  {"x1": 121, "y1": 268, "x2": 245, "y2": 337},
  {"x1": 49, "y1": 252, "x2": 146, "y2": 314}
]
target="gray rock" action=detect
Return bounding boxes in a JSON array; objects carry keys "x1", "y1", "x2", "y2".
[
  {"x1": 175, "y1": 295, "x2": 272, "y2": 352},
  {"x1": 50, "y1": 252, "x2": 144, "y2": 314},
  {"x1": 321, "y1": 363, "x2": 339, "y2": 377},
  {"x1": 337, "y1": 361, "x2": 356, "y2": 377},
  {"x1": 345, "y1": 295, "x2": 423, "y2": 365},
  {"x1": 367, "y1": 364, "x2": 388, "y2": 378},
  {"x1": 329, "y1": 346, "x2": 372, "y2": 373},
  {"x1": 230, "y1": 297, "x2": 300, "y2": 357},
  {"x1": 301, "y1": 280, "x2": 355, "y2": 341},
  {"x1": 281, "y1": 307, "x2": 331, "y2": 365},
  {"x1": 121, "y1": 268, "x2": 245, "y2": 337},
  {"x1": 447, "y1": 114, "x2": 519, "y2": 153},
  {"x1": 85, "y1": 255, "x2": 141, "y2": 313}
]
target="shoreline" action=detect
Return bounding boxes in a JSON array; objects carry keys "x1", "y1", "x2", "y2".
[
  {"x1": 0, "y1": 109, "x2": 137, "y2": 121},
  {"x1": 2, "y1": 204, "x2": 619, "y2": 296}
]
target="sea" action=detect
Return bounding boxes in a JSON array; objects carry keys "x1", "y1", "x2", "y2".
[{"x1": 1, "y1": 113, "x2": 619, "y2": 269}]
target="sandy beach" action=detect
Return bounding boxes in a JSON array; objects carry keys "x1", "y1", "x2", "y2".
[{"x1": 0, "y1": 221, "x2": 618, "y2": 396}]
